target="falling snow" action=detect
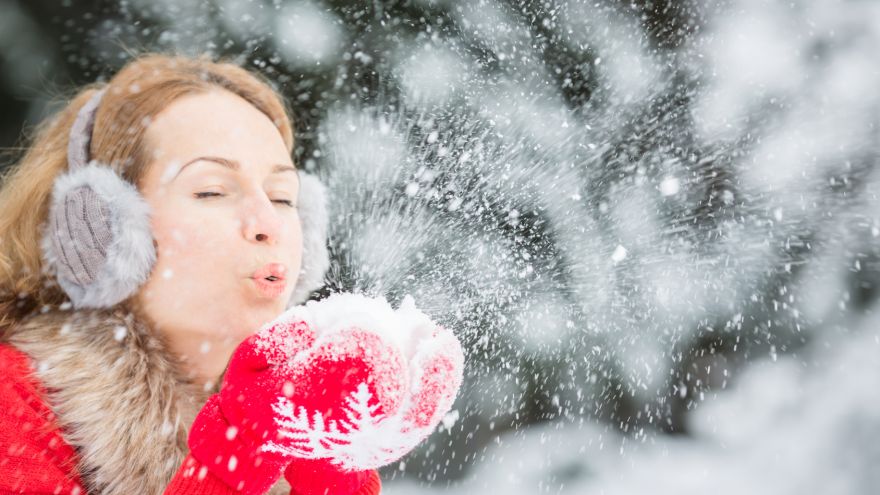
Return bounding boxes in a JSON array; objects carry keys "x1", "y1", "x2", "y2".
[{"x1": 4, "y1": 0, "x2": 880, "y2": 492}]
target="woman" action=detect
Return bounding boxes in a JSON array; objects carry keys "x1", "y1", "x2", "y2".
[{"x1": 0, "y1": 54, "x2": 463, "y2": 495}]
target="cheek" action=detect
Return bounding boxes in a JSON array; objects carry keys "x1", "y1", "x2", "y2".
[
  {"x1": 282, "y1": 216, "x2": 304, "y2": 284},
  {"x1": 150, "y1": 207, "x2": 235, "y2": 280},
  {"x1": 288, "y1": 216, "x2": 304, "y2": 258}
]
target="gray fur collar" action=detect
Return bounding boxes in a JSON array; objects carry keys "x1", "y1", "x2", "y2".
[{"x1": 4, "y1": 307, "x2": 291, "y2": 495}]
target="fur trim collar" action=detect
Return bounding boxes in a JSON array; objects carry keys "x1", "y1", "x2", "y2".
[{"x1": 3, "y1": 307, "x2": 291, "y2": 495}]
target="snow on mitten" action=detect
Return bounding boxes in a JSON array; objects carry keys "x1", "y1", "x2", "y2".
[
  {"x1": 186, "y1": 317, "x2": 318, "y2": 494},
  {"x1": 255, "y1": 292, "x2": 464, "y2": 488}
]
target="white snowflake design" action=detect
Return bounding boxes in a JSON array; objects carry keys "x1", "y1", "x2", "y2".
[{"x1": 261, "y1": 382, "x2": 427, "y2": 470}]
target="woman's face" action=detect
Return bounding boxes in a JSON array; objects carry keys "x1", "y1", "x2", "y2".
[{"x1": 134, "y1": 89, "x2": 302, "y2": 347}]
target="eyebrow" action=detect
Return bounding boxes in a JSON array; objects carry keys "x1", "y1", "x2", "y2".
[{"x1": 173, "y1": 156, "x2": 298, "y2": 179}]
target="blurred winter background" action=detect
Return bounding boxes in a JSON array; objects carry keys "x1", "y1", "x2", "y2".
[{"x1": 2, "y1": 0, "x2": 880, "y2": 493}]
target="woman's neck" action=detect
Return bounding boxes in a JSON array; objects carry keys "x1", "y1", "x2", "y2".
[
  {"x1": 165, "y1": 332, "x2": 237, "y2": 392},
  {"x1": 127, "y1": 301, "x2": 234, "y2": 393}
]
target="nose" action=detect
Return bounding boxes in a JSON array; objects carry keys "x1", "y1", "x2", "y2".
[{"x1": 241, "y1": 193, "x2": 283, "y2": 245}]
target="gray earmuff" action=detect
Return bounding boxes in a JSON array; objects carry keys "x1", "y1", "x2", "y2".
[
  {"x1": 288, "y1": 172, "x2": 330, "y2": 308},
  {"x1": 42, "y1": 87, "x2": 330, "y2": 309}
]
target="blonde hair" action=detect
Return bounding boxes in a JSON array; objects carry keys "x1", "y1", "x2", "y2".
[{"x1": 0, "y1": 53, "x2": 294, "y2": 331}]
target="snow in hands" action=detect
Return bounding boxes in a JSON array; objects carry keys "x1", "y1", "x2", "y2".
[{"x1": 255, "y1": 292, "x2": 465, "y2": 470}]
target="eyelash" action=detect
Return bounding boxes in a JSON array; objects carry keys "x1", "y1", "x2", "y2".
[{"x1": 194, "y1": 192, "x2": 296, "y2": 208}]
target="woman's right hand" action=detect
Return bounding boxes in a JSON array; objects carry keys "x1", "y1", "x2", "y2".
[
  {"x1": 185, "y1": 316, "x2": 319, "y2": 494},
  {"x1": 183, "y1": 297, "x2": 402, "y2": 495}
]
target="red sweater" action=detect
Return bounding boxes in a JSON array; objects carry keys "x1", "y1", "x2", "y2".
[{"x1": 0, "y1": 344, "x2": 381, "y2": 495}]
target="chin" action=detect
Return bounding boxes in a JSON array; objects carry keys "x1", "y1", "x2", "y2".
[
  {"x1": 242, "y1": 301, "x2": 287, "y2": 330},
  {"x1": 220, "y1": 288, "x2": 290, "y2": 336}
]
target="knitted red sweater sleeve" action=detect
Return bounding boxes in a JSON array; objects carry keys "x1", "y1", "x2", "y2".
[{"x1": 0, "y1": 344, "x2": 86, "y2": 495}]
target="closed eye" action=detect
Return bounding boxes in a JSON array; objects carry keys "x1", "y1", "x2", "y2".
[
  {"x1": 194, "y1": 192, "x2": 296, "y2": 208},
  {"x1": 194, "y1": 192, "x2": 223, "y2": 199}
]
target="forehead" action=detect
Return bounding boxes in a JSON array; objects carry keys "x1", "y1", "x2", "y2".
[{"x1": 145, "y1": 89, "x2": 291, "y2": 170}]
